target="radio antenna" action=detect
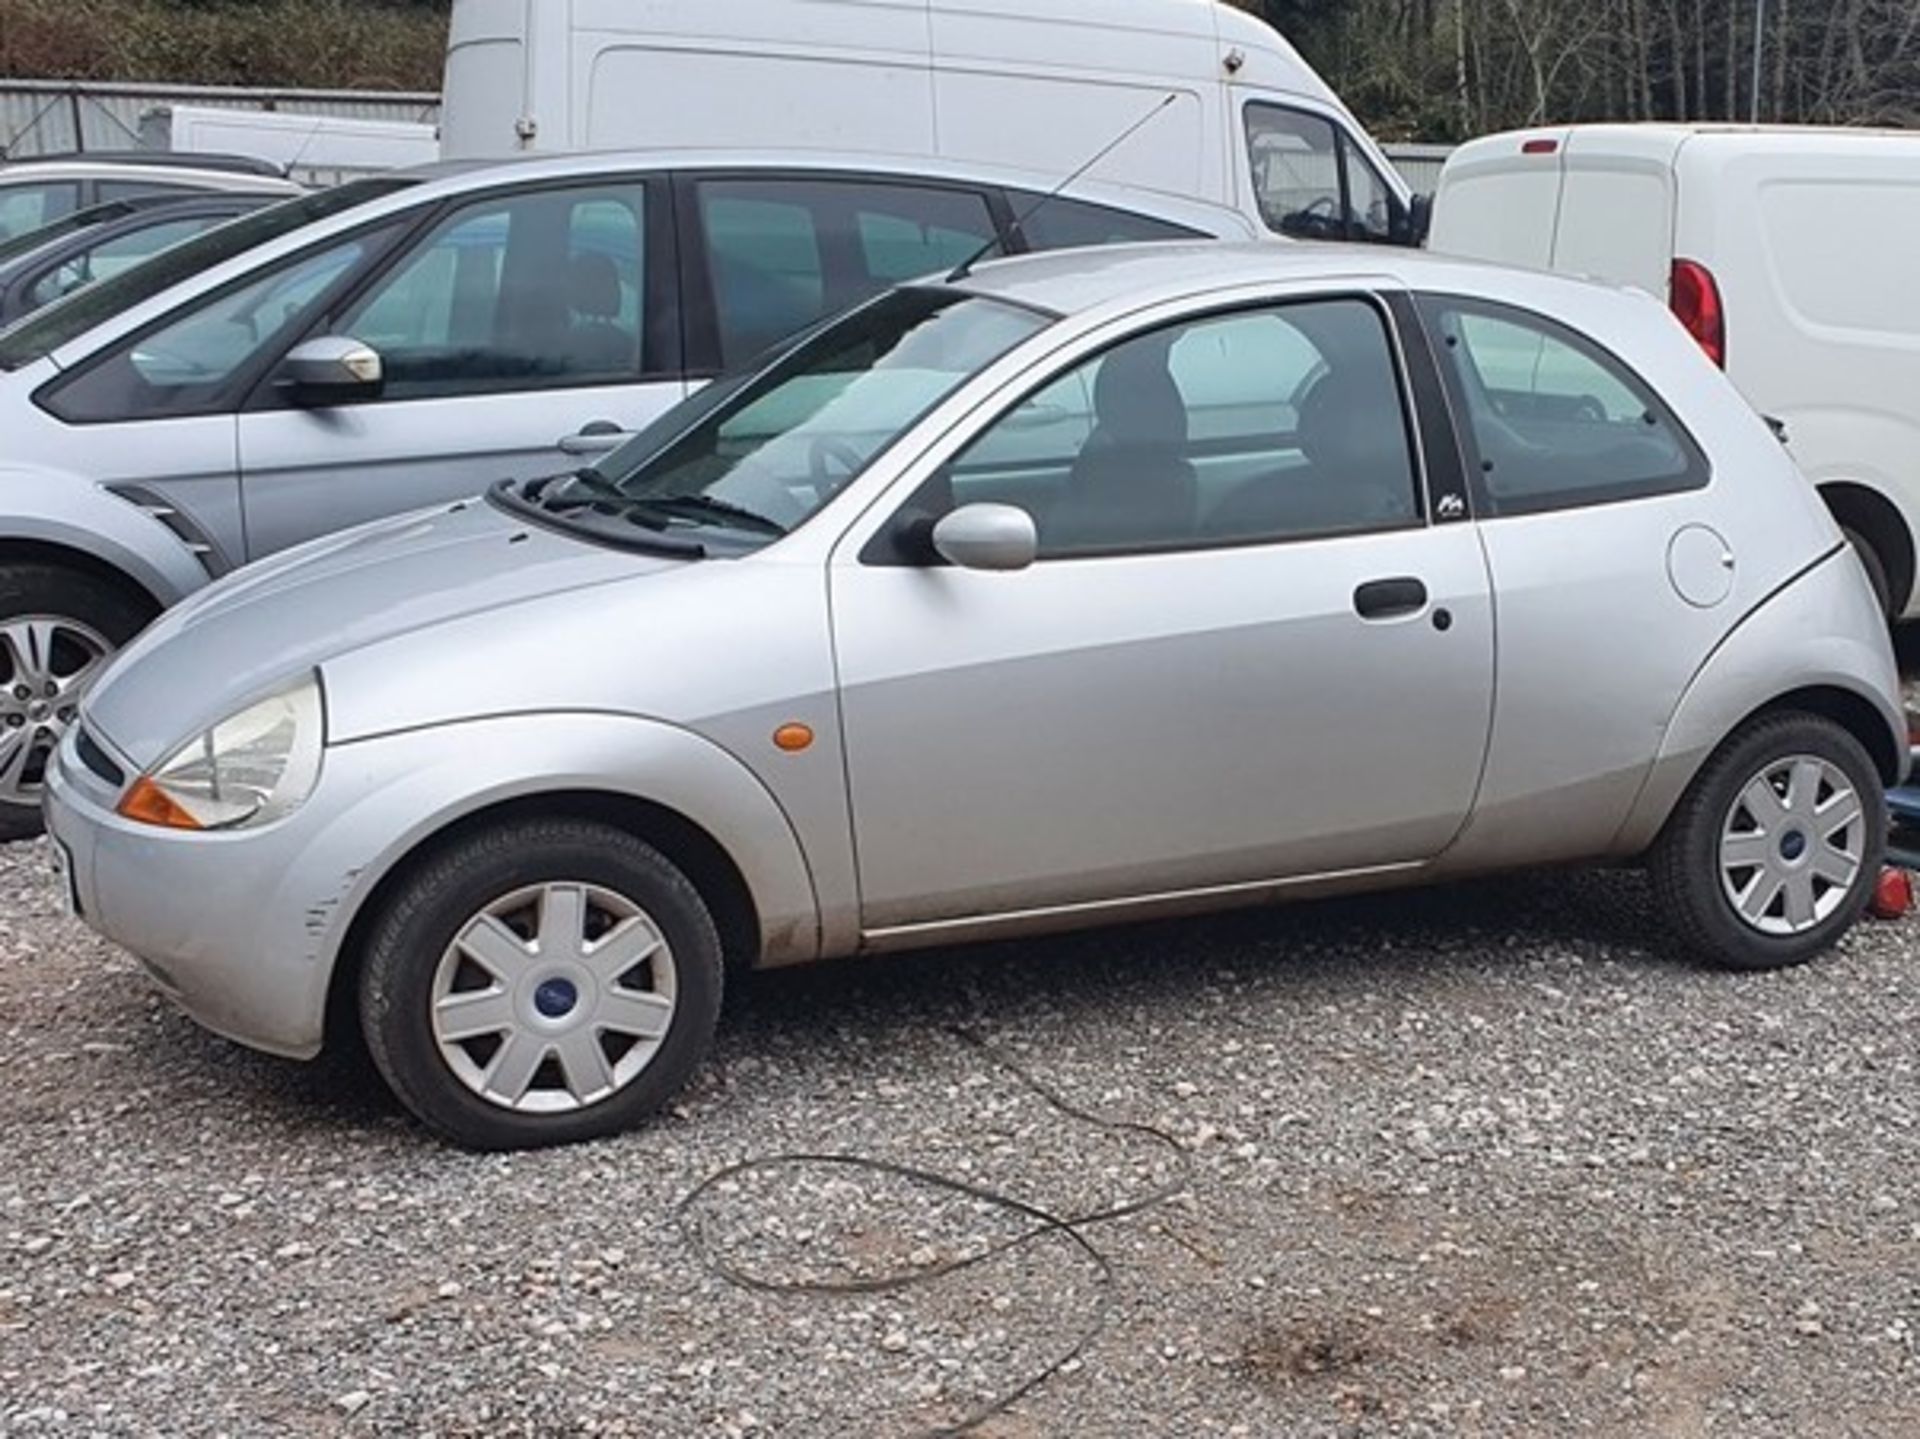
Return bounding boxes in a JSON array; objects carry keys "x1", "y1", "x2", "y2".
[{"x1": 946, "y1": 91, "x2": 1179, "y2": 282}]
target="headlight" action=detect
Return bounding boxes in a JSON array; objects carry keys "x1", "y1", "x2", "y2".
[{"x1": 117, "y1": 674, "x2": 324, "y2": 831}]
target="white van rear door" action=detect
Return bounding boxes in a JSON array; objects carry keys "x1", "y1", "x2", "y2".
[
  {"x1": 1427, "y1": 129, "x2": 1569, "y2": 271},
  {"x1": 1552, "y1": 127, "x2": 1683, "y2": 295}
]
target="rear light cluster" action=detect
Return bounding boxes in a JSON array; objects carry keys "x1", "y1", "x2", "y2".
[{"x1": 1670, "y1": 258, "x2": 1726, "y2": 369}]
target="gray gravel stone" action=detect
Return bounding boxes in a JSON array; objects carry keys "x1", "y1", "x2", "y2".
[{"x1": 2, "y1": 835, "x2": 1917, "y2": 1435}]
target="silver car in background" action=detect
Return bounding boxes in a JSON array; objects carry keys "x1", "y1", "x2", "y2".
[
  {"x1": 0, "y1": 150, "x2": 1252, "y2": 836},
  {"x1": 46, "y1": 243, "x2": 1903, "y2": 1149}
]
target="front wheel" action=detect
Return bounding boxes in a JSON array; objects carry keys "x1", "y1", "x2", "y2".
[
  {"x1": 358, "y1": 819, "x2": 724, "y2": 1150},
  {"x1": 1651, "y1": 712, "x2": 1885, "y2": 971},
  {"x1": 0, "y1": 564, "x2": 155, "y2": 842}
]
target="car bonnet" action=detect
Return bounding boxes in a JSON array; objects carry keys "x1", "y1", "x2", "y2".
[{"x1": 83, "y1": 498, "x2": 678, "y2": 769}]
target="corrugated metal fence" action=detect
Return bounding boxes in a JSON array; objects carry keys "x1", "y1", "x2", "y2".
[
  {"x1": 1381, "y1": 143, "x2": 1453, "y2": 195},
  {"x1": 0, "y1": 80, "x2": 440, "y2": 159}
]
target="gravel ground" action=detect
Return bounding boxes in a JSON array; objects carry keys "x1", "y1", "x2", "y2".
[{"x1": 2, "y1": 836, "x2": 1917, "y2": 1438}]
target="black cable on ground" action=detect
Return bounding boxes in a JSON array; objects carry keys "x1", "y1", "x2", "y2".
[{"x1": 673, "y1": 1025, "x2": 1191, "y2": 1437}]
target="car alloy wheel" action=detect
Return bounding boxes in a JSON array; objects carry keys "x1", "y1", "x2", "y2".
[
  {"x1": 0, "y1": 613, "x2": 113, "y2": 811},
  {"x1": 431, "y1": 881, "x2": 679, "y2": 1114},
  {"x1": 1717, "y1": 754, "x2": 1867, "y2": 937}
]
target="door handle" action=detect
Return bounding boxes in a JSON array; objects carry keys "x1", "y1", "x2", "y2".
[
  {"x1": 558, "y1": 420, "x2": 632, "y2": 456},
  {"x1": 1353, "y1": 576, "x2": 1428, "y2": 621}
]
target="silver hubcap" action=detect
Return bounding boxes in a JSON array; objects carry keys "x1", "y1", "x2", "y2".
[
  {"x1": 431, "y1": 882, "x2": 677, "y2": 1114},
  {"x1": 1718, "y1": 754, "x2": 1865, "y2": 936},
  {"x1": 0, "y1": 615, "x2": 113, "y2": 810}
]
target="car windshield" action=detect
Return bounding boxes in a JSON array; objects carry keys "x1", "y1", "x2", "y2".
[
  {"x1": 518, "y1": 288, "x2": 1051, "y2": 552},
  {"x1": 0, "y1": 177, "x2": 416, "y2": 371},
  {"x1": 0, "y1": 201, "x2": 135, "y2": 271}
]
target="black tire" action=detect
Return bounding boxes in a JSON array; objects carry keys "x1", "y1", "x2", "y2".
[
  {"x1": 1841, "y1": 525, "x2": 1895, "y2": 622},
  {"x1": 1650, "y1": 712, "x2": 1885, "y2": 971},
  {"x1": 0, "y1": 563, "x2": 156, "y2": 843},
  {"x1": 357, "y1": 818, "x2": 724, "y2": 1150}
]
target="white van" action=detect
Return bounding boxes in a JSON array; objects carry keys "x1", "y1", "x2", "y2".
[
  {"x1": 441, "y1": 0, "x2": 1427, "y2": 247},
  {"x1": 1430, "y1": 123, "x2": 1920, "y2": 618},
  {"x1": 137, "y1": 105, "x2": 440, "y2": 188}
]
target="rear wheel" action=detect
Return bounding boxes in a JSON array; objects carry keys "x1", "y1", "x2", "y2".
[
  {"x1": 1651, "y1": 712, "x2": 1884, "y2": 970},
  {"x1": 0, "y1": 564, "x2": 155, "y2": 842},
  {"x1": 358, "y1": 818, "x2": 724, "y2": 1150}
]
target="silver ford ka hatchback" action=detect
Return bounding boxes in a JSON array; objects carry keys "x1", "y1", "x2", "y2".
[{"x1": 45, "y1": 243, "x2": 1904, "y2": 1150}]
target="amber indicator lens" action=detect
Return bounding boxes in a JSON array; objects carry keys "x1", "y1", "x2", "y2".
[{"x1": 773, "y1": 724, "x2": 814, "y2": 753}]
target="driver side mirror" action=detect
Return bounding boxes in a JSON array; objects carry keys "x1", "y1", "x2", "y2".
[
  {"x1": 1401, "y1": 192, "x2": 1433, "y2": 248},
  {"x1": 932, "y1": 503, "x2": 1039, "y2": 572},
  {"x1": 278, "y1": 336, "x2": 383, "y2": 405}
]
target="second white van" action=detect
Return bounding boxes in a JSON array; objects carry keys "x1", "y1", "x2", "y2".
[
  {"x1": 441, "y1": 0, "x2": 1428, "y2": 247},
  {"x1": 1430, "y1": 123, "x2": 1920, "y2": 619}
]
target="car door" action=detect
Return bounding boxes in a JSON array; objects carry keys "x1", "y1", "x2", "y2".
[
  {"x1": 1413, "y1": 292, "x2": 1722, "y2": 866},
  {"x1": 233, "y1": 176, "x2": 682, "y2": 560},
  {"x1": 829, "y1": 292, "x2": 1495, "y2": 933}
]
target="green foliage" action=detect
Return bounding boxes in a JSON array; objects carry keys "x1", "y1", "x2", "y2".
[
  {"x1": 1234, "y1": 0, "x2": 1920, "y2": 141},
  {"x1": 0, "y1": 0, "x2": 450, "y2": 89}
]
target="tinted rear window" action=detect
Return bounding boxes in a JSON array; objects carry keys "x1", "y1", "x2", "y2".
[{"x1": 0, "y1": 177, "x2": 415, "y2": 371}]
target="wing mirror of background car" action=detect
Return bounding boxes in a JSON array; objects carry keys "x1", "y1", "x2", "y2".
[
  {"x1": 931, "y1": 503, "x2": 1039, "y2": 572},
  {"x1": 278, "y1": 336, "x2": 384, "y2": 405}
]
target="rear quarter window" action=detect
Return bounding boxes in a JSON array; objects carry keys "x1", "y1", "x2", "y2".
[
  {"x1": 1006, "y1": 194, "x2": 1203, "y2": 248},
  {"x1": 1419, "y1": 294, "x2": 1709, "y2": 516}
]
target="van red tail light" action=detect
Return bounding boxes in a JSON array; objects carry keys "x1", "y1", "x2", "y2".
[{"x1": 1670, "y1": 259, "x2": 1726, "y2": 369}]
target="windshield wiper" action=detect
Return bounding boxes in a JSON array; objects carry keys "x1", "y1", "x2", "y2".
[
  {"x1": 528, "y1": 473, "x2": 786, "y2": 538},
  {"x1": 626, "y1": 493, "x2": 788, "y2": 538},
  {"x1": 529, "y1": 468, "x2": 631, "y2": 511},
  {"x1": 490, "y1": 477, "x2": 706, "y2": 558}
]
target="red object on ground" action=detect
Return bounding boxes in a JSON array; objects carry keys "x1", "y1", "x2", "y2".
[{"x1": 1870, "y1": 866, "x2": 1912, "y2": 920}]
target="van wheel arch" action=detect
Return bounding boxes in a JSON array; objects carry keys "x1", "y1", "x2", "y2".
[
  {"x1": 1818, "y1": 482, "x2": 1912, "y2": 619},
  {"x1": 325, "y1": 791, "x2": 763, "y2": 1056}
]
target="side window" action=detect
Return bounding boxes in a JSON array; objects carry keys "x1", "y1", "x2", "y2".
[
  {"x1": 1244, "y1": 105, "x2": 1405, "y2": 244},
  {"x1": 697, "y1": 178, "x2": 997, "y2": 368},
  {"x1": 26, "y1": 216, "x2": 219, "y2": 310},
  {"x1": 1419, "y1": 296, "x2": 1707, "y2": 515},
  {"x1": 1007, "y1": 194, "x2": 1202, "y2": 248},
  {"x1": 1342, "y1": 148, "x2": 1398, "y2": 245},
  {"x1": 0, "y1": 182, "x2": 79, "y2": 242},
  {"x1": 939, "y1": 298, "x2": 1419, "y2": 557},
  {"x1": 1244, "y1": 106, "x2": 1344, "y2": 240},
  {"x1": 332, "y1": 182, "x2": 649, "y2": 402},
  {"x1": 40, "y1": 235, "x2": 374, "y2": 423}
]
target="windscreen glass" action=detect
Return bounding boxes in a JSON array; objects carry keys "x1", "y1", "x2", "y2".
[{"x1": 0, "y1": 177, "x2": 415, "y2": 370}]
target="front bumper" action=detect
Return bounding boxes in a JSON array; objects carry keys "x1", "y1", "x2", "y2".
[{"x1": 43, "y1": 724, "x2": 387, "y2": 1060}]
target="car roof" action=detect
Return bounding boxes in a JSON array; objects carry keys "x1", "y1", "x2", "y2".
[
  {"x1": 0, "y1": 150, "x2": 288, "y2": 178},
  {"x1": 0, "y1": 158, "x2": 302, "y2": 194},
  {"x1": 941, "y1": 239, "x2": 1637, "y2": 315},
  {"x1": 386, "y1": 147, "x2": 1260, "y2": 239}
]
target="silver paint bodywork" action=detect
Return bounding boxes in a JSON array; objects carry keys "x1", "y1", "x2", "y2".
[
  {"x1": 44, "y1": 243, "x2": 1906, "y2": 1061},
  {"x1": 0, "y1": 149, "x2": 1256, "y2": 608}
]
